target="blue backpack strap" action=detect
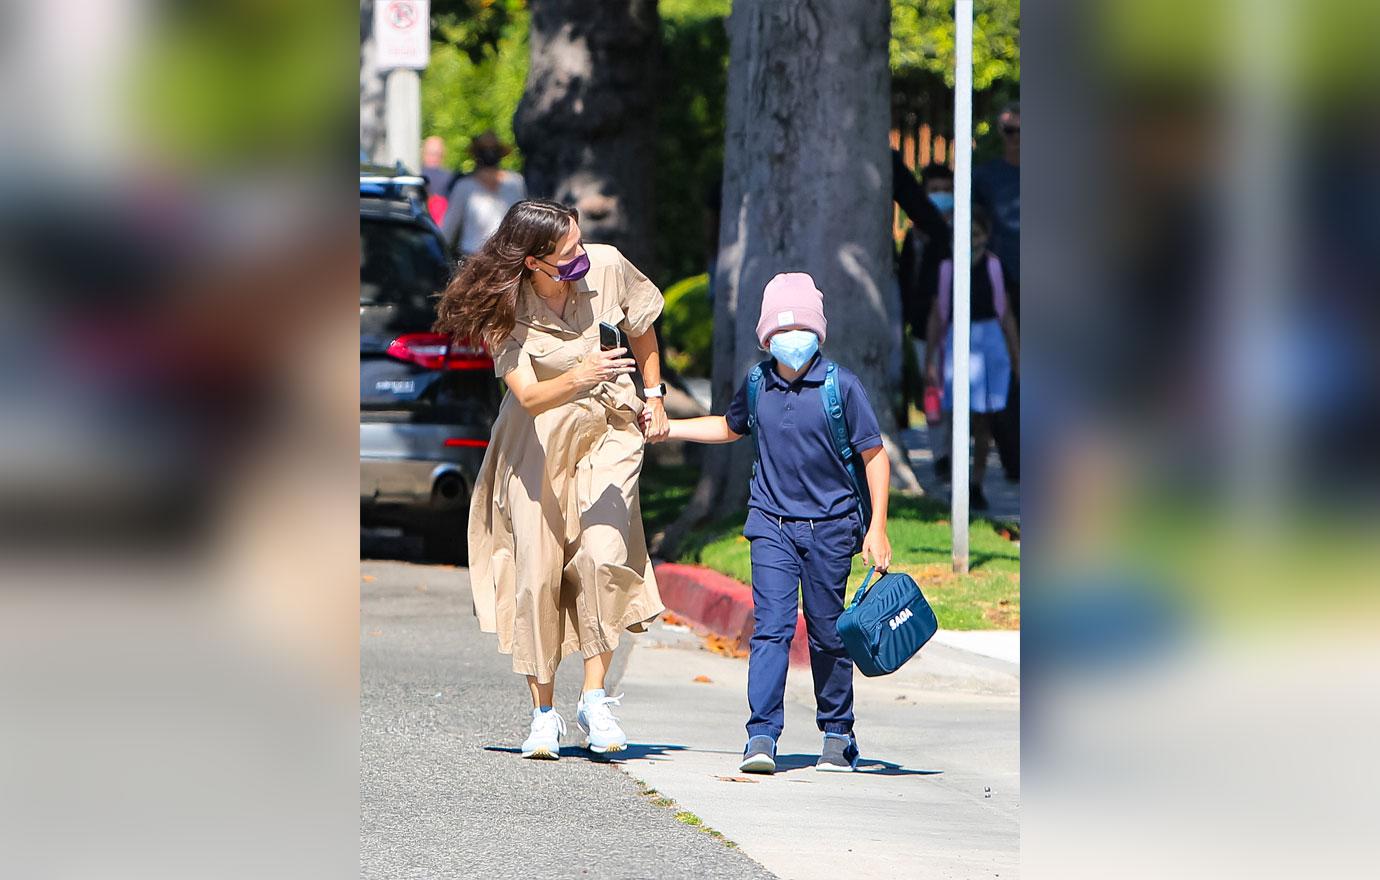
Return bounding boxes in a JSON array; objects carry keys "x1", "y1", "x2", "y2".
[
  {"x1": 746, "y1": 361, "x2": 770, "y2": 472},
  {"x1": 822, "y1": 362, "x2": 873, "y2": 528}
]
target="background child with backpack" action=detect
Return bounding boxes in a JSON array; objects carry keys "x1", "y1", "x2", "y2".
[
  {"x1": 656, "y1": 273, "x2": 892, "y2": 773},
  {"x1": 924, "y1": 205, "x2": 1020, "y2": 510}
]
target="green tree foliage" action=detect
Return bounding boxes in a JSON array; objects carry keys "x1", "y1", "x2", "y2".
[
  {"x1": 654, "y1": 0, "x2": 731, "y2": 287},
  {"x1": 417, "y1": 0, "x2": 1021, "y2": 357},
  {"x1": 890, "y1": 1, "x2": 1020, "y2": 164},
  {"x1": 660, "y1": 273, "x2": 713, "y2": 376},
  {"x1": 422, "y1": 2, "x2": 529, "y2": 175},
  {"x1": 431, "y1": 0, "x2": 526, "y2": 63},
  {"x1": 890, "y1": 0, "x2": 1021, "y2": 90}
]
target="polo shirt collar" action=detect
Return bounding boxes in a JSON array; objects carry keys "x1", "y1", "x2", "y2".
[{"x1": 764, "y1": 353, "x2": 827, "y2": 388}]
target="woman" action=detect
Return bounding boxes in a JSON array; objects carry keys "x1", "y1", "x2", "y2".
[{"x1": 434, "y1": 199, "x2": 670, "y2": 760}]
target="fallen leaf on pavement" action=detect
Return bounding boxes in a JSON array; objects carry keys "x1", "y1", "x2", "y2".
[
  {"x1": 368, "y1": 630, "x2": 382, "y2": 637},
  {"x1": 362, "y1": 575, "x2": 376, "y2": 582},
  {"x1": 693, "y1": 675, "x2": 712, "y2": 683},
  {"x1": 714, "y1": 775, "x2": 759, "y2": 783},
  {"x1": 702, "y1": 634, "x2": 749, "y2": 658}
]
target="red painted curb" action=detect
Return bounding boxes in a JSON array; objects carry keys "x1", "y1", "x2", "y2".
[{"x1": 654, "y1": 563, "x2": 810, "y2": 667}]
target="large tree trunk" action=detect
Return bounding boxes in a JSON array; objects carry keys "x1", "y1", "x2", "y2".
[
  {"x1": 513, "y1": 0, "x2": 659, "y2": 274},
  {"x1": 661, "y1": 0, "x2": 917, "y2": 556},
  {"x1": 359, "y1": 1, "x2": 386, "y2": 164}
]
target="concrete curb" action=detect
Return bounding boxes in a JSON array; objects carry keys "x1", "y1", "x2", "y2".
[
  {"x1": 654, "y1": 563, "x2": 1022, "y2": 685},
  {"x1": 654, "y1": 563, "x2": 811, "y2": 667}
]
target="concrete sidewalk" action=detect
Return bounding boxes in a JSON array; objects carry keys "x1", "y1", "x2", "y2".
[
  {"x1": 932, "y1": 630, "x2": 1021, "y2": 667},
  {"x1": 608, "y1": 622, "x2": 1020, "y2": 879}
]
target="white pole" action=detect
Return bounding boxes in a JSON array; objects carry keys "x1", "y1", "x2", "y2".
[
  {"x1": 384, "y1": 67, "x2": 421, "y2": 173},
  {"x1": 951, "y1": 0, "x2": 973, "y2": 573}
]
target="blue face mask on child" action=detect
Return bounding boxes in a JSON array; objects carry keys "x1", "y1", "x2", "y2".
[{"x1": 769, "y1": 329, "x2": 820, "y2": 371}]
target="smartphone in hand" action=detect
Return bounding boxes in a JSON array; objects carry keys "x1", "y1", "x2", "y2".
[{"x1": 599, "y1": 321, "x2": 622, "y2": 351}]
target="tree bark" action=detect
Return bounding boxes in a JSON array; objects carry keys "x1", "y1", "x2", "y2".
[
  {"x1": 513, "y1": 0, "x2": 660, "y2": 274},
  {"x1": 359, "y1": 1, "x2": 386, "y2": 164},
  {"x1": 661, "y1": 0, "x2": 917, "y2": 556}
]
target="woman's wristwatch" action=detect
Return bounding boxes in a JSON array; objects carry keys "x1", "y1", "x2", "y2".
[{"x1": 643, "y1": 383, "x2": 667, "y2": 399}]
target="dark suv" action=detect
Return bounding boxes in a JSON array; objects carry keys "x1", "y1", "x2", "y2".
[{"x1": 360, "y1": 167, "x2": 499, "y2": 561}]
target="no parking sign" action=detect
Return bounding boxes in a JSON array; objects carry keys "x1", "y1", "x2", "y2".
[{"x1": 374, "y1": 0, "x2": 430, "y2": 71}]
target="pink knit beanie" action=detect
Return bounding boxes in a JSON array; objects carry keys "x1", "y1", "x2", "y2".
[{"x1": 755, "y1": 272, "x2": 827, "y2": 348}]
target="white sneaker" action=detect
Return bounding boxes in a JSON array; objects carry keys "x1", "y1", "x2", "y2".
[
  {"x1": 521, "y1": 708, "x2": 566, "y2": 760},
  {"x1": 576, "y1": 689, "x2": 628, "y2": 754}
]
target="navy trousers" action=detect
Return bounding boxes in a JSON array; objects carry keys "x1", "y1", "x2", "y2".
[{"x1": 743, "y1": 508, "x2": 862, "y2": 740}]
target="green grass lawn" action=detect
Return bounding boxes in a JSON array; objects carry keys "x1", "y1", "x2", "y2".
[{"x1": 640, "y1": 463, "x2": 1020, "y2": 630}]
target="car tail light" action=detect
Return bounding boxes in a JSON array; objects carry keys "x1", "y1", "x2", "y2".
[
  {"x1": 444, "y1": 438, "x2": 489, "y2": 448},
  {"x1": 387, "y1": 333, "x2": 493, "y2": 370}
]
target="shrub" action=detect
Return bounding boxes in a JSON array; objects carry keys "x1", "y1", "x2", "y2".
[{"x1": 661, "y1": 273, "x2": 713, "y2": 377}]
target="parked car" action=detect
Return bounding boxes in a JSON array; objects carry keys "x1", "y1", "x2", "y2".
[{"x1": 360, "y1": 166, "x2": 499, "y2": 562}]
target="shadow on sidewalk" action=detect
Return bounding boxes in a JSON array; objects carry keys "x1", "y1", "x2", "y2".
[
  {"x1": 771, "y1": 753, "x2": 943, "y2": 776},
  {"x1": 482, "y1": 742, "x2": 693, "y2": 763}
]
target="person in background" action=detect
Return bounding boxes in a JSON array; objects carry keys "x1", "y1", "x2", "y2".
[
  {"x1": 974, "y1": 102, "x2": 1021, "y2": 481},
  {"x1": 925, "y1": 206, "x2": 1019, "y2": 511},
  {"x1": 441, "y1": 131, "x2": 527, "y2": 257},
  {"x1": 893, "y1": 153, "x2": 956, "y2": 477},
  {"x1": 421, "y1": 136, "x2": 455, "y2": 226}
]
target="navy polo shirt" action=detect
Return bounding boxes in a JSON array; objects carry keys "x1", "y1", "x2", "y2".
[{"x1": 724, "y1": 356, "x2": 882, "y2": 519}]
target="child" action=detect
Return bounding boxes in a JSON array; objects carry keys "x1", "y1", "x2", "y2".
[
  {"x1": 924, "y1": 205, "x2": 1020, "y2": 510},
  {"x1": 660, "y1": 272, "x2": 892, "y2": 773}
]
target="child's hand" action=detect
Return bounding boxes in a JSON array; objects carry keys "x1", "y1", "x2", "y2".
[
  {"x1": 642, "y1": 399, "x2": 670, "y2": 443},
  {"x1": 640, "y1": 408, "x2": 673, "y2": 443},
  {"x1": 861, "y1": 527, "x2": 892, "y2": 572}
]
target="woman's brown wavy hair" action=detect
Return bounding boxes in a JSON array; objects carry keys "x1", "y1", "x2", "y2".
[{"x1": 433, "y1": 199, "x2": 579, "y2": 349}]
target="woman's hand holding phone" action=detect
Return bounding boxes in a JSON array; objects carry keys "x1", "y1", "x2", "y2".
[{"x1": 571, "y1": 346, "x2": 635, "y2": 392}]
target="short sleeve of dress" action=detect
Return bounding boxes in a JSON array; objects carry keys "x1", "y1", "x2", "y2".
[
  {"x1": 491, "y1": 334, "x2": 529, "y2": 378},
  {"x1": 617, "y1": 251, "x2": 664, "y2": 337}
]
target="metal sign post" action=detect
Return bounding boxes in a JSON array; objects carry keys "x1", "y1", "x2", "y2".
[
  {"x1": 951, "y1": 0, "x2": 973, "y2": 573},
  {"x1": 374, "y1": 0, "x2": 430, "y2": 172}
]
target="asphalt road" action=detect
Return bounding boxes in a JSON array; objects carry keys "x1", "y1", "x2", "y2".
[{"x1": 360, "y1": 557, "x2": 778, "y2": 880}]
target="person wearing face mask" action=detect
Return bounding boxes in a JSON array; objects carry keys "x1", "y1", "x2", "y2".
[
  {"x1": 440, "y1": 131, "x2": 528, "y2": 256},
  {"x1": 656, "y1": 273, "x2": 893, "y2": 774},
  {"x1": 435, "y1": 199, "x2": 671, "y2": 760}
]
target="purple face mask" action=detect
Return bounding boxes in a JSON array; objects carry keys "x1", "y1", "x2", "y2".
[{"x1": 538, "y1": 249, "x2": 590, "y2": 282}]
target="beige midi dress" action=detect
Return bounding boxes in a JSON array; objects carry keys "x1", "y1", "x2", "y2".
[{"x1": 468, "y1": 243, "x2": 665, "y2": 682}]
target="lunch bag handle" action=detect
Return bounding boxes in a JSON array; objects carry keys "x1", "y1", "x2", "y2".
[{"x1": 848, "y1": 566, "x2": 879, "y2": 610}]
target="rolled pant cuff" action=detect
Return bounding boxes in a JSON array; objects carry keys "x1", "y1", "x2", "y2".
[{"x1": 820, "y1": 723, "x2": 854, "y2": 736}]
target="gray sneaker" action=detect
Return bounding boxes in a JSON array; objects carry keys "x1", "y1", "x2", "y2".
[
  {"x1": 738, "y1": 735, "x2": 777, "y2": 774},
  {"x1": 816, "y1": 733, "x2": 859, "y2": 772}
]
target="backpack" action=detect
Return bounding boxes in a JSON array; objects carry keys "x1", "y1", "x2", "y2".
[{"x1": 745, "y1": 359, "x2": 872, "y2": 528}]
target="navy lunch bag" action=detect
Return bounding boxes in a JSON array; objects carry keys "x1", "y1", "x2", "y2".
[{"x1": 836, "y1": 567, "x2": 939, "y2": 677}]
